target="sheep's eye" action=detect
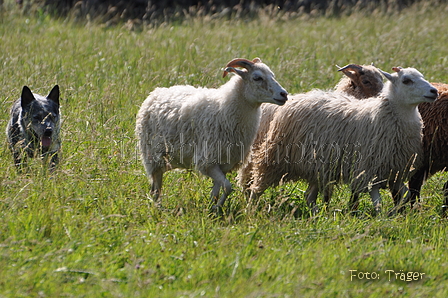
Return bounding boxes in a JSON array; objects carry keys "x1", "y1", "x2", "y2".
[
  {"x1": 253, "y1": 76, "x2": 263, "y2": 81},
  {"x1": 403, "y1": 78, "x2": 413, "y2": 85},
  {"x1": 362, "y1": 80, "x2": 371, "y2": 85}
]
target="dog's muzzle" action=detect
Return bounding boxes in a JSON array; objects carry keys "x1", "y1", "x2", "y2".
[{"x1": 41, "y1": 128, "x2": 53, "y2": 148}]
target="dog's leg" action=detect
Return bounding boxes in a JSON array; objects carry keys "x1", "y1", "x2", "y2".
[
  {"x1": 49, "y1": 152, "x2": 59, "y2": 171},
  {"x1": 13, "y1": 151, "x2": 23, "y2": 169},
  {"x1": 11, "y1": 145, "x2": 28, "y2": 171}
]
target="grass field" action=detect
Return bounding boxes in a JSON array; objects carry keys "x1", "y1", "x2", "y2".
[{"x1": 1, "y1": 1, "x2": 448, "y2": 297}]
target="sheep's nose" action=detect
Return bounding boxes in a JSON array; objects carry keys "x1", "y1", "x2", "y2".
[
  {"x1": 280, "y1": 91, "x2": 288, "y2": 100},
  {"x1": 430, "y1": 88, "x2": 438, "y2": 96}
]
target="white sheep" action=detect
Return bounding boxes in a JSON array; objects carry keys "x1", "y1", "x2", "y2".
[
  {"x1": 248, "y1": 67, "x2": 438, "y2": 213},
  {"x1": 135, "y1": 58, "x2": 288, "y2": 213},
  {"x1": 239, "y1": 63, "x2": 384, "y2": 200}
]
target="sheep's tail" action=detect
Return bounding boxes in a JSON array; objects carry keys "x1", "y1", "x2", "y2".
[{"x1": 135, "y1": 103, "x2": 155, "y2": 177}]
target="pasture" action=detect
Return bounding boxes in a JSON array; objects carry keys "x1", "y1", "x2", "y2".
[{"x1": 1, "y1": 2, "x2": 448, "y2": 297}]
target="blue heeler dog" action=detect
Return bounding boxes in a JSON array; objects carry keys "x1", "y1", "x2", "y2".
[{"x1": 6, "y1": 85, "x2": 61, "y2": 169}]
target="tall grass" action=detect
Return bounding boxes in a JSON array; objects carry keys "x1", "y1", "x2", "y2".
[{"x1": 1, "y1": 2, "x2": 448, "y2": 297}]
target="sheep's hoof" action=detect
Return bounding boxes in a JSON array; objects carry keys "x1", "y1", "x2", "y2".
[
  {"x1": 387, "y1": 208, "x2": 397, "y2": 217},
  {"x1": 210, "y1": 205, "x2": 224, "y2": 217},
  {"x1": 373, "y1": 207, "x2": 382, "y2": 217},
  {"x1": 310, "y1": 205, "x2": 319, "y2": 216},
  {"x1": 348, "y1": 210, "x2": 362, "y2": 217},
  {"x1": 153, "y1": 201, "x2": 163, "y2": 210},
  {"x1": 172, "y1": 206, "x2": 185, "y2": 217}
]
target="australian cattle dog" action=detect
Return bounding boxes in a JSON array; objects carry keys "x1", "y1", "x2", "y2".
[{"x1": 6, "y1": 85, "x2": 61, "y2": 170}]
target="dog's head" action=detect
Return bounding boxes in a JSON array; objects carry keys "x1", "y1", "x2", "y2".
[{"x1": 20, "y1": 85, "x2": 60, "y2": 152}]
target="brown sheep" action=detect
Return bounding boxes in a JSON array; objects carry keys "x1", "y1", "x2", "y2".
[{"x1": 408, "y1": 82, "x2": 448, "y2": 214}]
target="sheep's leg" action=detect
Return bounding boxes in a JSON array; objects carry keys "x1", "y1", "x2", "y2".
[
  {"x1": 348, "y1": 193, "x2": 360, "y2": 211},
  {"x1": 390, "y1": 182, "x2": 409, "y2": 214},
  {"x1": 408, "y1": 168, "x2": 427, "y2": 208},
  {"x1": 150, "y1": 169, "x2": 163, "y2": 207},
  {"x1": 245, "y1": 173, "x2": 269, "y2": 209},
  {"x1": 246, "y1": 190, "x2": 262, "y2": 213},
  {"x1": 210, "y1": 181, "x2": 221, "y2": 204},
  {"x1": 305, "y1": 184, "x2": 319, "y2": 214},
  {"x1": 369, "y1": 185, "x2": 381, "y2": 214},
  {"x1": 323, "y1": 186, "x2": 333, "y2": 204},
  {"x1": 247, "y1": 156, "x2": 279, "y2": 203},
  {"x1": 204, "y1": 165, "x2": 232, "y2": 214},
  {"x1": 238, "y1": 163, "x2": 254, "y2": 196},
  {"x1": 247, "y1": 179, "x2": 270, "y2": 206},
  {"x1": 442, "y1": 180, "x2": 448, "y2": 216}
]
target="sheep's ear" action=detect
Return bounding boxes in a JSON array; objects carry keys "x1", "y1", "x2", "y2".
[
  {"x1": 252, "y1": 57, "x2": 262, "y2": 63},
  {"x1": 222, "y1": 67, "x2": 233, "y2": 78},
  {"x1": 47, "y1": 85, "x2": 60, "y2": 106},
  {"x1": 21, "y1": 86, "x2": 35, "y2": 108},
  {"x1": 378, "y1": 68, "x2": 395, "y2": 82},
  {"x1": 222, "y1": 67, "x2": 246, "y2": 78}
]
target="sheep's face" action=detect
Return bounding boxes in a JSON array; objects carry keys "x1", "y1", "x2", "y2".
[
  {"x1": 223, "y1": 58, "x2": 288, "y2": 106},
  {"x1": 382, "y1": 67, "x2": 438, "y2": 106},
  {"x1": 243, "y1": 65, "x2": 288, "y2": 106},
  {"x1": 348, "y1": 65, "x2": 384, "y2": 98}
]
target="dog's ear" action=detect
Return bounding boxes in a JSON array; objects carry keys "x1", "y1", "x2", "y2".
[
  {"x1": 47, "y1": 85, "x2": 60, "y2": 106},
  {"x1": 21, "y1": 86, "x2": 35, "y2": 108}
]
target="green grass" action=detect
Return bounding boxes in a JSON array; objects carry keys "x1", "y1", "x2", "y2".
[{"x1": 1, "y1": 2, "x2": 448, "y2": 297}]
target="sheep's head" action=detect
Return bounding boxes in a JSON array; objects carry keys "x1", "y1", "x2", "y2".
[
  {"x1": 336, "y1": 63, "x2": 384, "y2": 99},
  {"x1": 379, "y1": 67, "x2": 438, "y2": 106},
  {"x1": 223, "y1": 58, "x2": 288, "y2": 106}
]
